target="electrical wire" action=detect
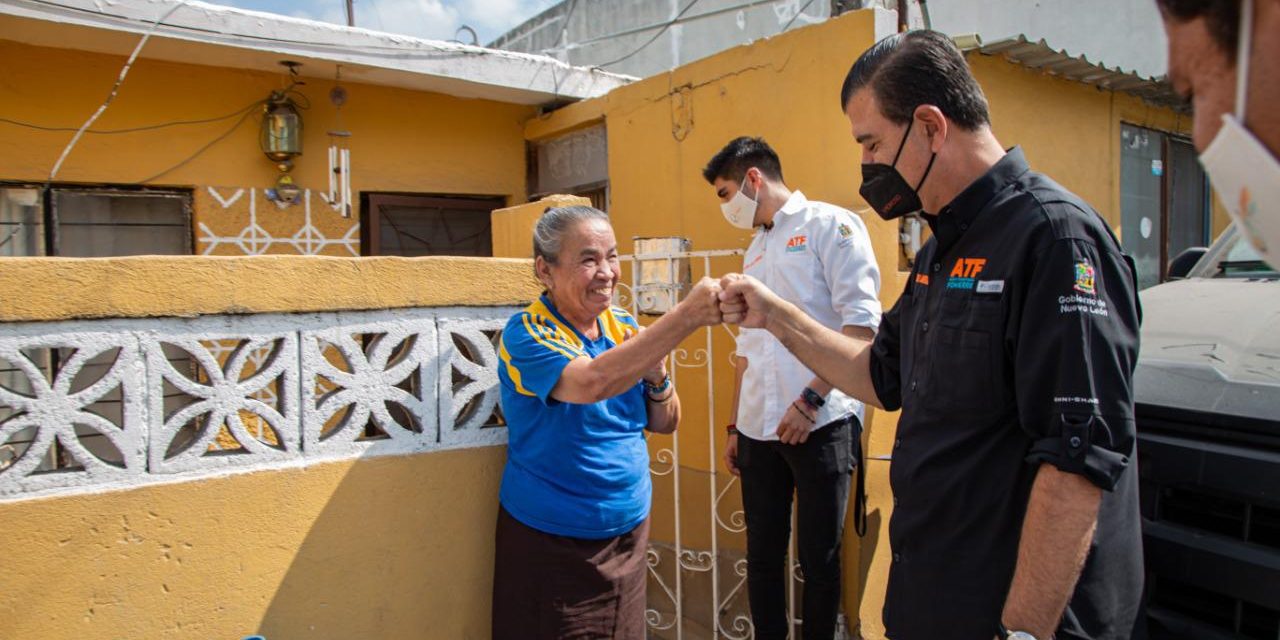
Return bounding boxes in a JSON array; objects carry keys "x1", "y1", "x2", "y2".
[
  {"x1": 532, "y1": 0, "x2": 582, "y2": 118},
  {"x1": 567, "y1": 0, "x2": 776, "y2": 49},
  {"x1": 133, "y1": 107, "x2": 257, "y2": 185},
  {"x1": 593, "y1": 0, "x2": 703, "y2": 69},
  {"x1": 0, "y1": 99, "x2": 265, "y2": 135},
  {"x1": 553, "y1": 0, "x2": 579, "y2": 52},
  {"x1": 46, "y1": 0, "x2": 191, "y2": 183},
  {"x1": 780, "y1": 0, "x2": 818, "y2": 33}
]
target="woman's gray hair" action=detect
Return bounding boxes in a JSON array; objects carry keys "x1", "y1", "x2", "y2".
[{"x1": 532, "y1": 205, "x2": 610, "y2": 265}]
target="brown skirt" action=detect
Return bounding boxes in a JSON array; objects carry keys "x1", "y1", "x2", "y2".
[{"x1": 491, "y1": 506, "x2": 649, "y2": 639}]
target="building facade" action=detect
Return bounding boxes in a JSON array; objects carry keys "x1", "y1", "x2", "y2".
[{"x1": 1, "y1": 3, "x2": 1201, "y2": 638}]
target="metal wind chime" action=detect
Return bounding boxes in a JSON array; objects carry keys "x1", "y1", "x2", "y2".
[{"x1": 325, "y1": 66, "x2": 353, "y2": 218}]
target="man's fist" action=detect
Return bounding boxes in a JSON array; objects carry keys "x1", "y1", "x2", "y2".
[{"x1": 717, "y1": 273, "x2": 777, "y2": 329}]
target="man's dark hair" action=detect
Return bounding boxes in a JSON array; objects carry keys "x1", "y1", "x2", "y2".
[
  {"x1": 1155, "y1": 0, "x2": 1240, "y2": 61},
  {"x1": 702, "y1": 136, "x2": 784, "y2": 185},
  {"x1": 840, "y1": 30, "x2": 991, "y2": 130}
]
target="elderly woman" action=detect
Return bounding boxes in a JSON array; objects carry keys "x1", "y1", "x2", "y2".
[{"x1": 492, "y1": 205, "x2": 723, "y2": 638}]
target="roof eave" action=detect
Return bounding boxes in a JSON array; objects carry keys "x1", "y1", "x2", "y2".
[
  {"x1": 955, "y1": 33, "x2": 1188, "y2": 114},
  {"x1": 0, "y1": 0, "x2": 634, "y2": 106}
]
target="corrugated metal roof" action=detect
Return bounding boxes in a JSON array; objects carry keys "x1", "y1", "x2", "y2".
[{"x1": 956, "y1": 34, "x2": 1187, "y2": 113}]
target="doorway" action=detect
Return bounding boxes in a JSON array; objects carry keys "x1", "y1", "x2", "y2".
[{"x1": 1119, "y1": 124, "x2": 1210, "y2": 289}]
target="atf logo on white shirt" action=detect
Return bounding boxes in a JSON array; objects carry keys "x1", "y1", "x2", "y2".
[{"x1": 736, "y1": 191, "x2": 882, "y2": 441}]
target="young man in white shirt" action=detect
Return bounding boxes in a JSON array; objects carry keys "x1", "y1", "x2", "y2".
[{"x1": 705, "y1": 137, "x2": 882, "y2": 639}]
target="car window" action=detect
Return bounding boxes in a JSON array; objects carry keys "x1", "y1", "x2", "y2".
[{"x1": 1211, "y1": 233, "x2": 1279, "y2": 278}]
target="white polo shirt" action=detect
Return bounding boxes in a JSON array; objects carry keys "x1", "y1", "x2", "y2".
[{"x1": 735, "y1": 191, "x2": 882, "y2": 441}]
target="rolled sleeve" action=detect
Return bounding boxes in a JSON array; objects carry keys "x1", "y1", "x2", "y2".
[
  {"x1": 818, "y1": 212, "x2": 883, "y2": 330},
  {"x1": 1015, "y1": 236, "x2": 1141, "y2": 490}
]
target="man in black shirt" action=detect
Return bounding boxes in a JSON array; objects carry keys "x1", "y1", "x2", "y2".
[{"x1": 717, "y1": 31, "x2": 1144, "y2": 640}]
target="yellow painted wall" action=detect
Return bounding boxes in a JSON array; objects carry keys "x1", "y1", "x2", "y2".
[
  {"x1": 0, "y1": 38, "x2": 532, "y2": 255},
  {"x1": 491, "y1": 193, "x2": 592, "y2": 259},
  {"x1": 1, "y1": 449, "x2": 504, "y2": 639},
  {"x1": 525, "y1": 10, "x2": 1194, "y2": 638},
  {"x1": 0, "y1": 255, "x2": 539, "y2": 322},
  {"x1": 967, "y1": 53, "x2": 1195, "y2": 236},
  {"x1": 0, "y1": 12, "x2": 1200, "y2": 639},
  {"x1": 0, "y1": 255, "x2": 541, "y2": 639}
]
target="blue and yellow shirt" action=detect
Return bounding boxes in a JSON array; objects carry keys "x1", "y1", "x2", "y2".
[{"x1": 497, "y1": 294, "x2": 650, "y2": 539}]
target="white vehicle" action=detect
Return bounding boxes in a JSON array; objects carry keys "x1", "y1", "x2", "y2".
[{"x1": 1135, "y1": 224, "x2": 1280, "y2": 639}]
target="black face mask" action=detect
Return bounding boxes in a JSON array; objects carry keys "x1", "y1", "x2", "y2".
[{"x1": 859, "y1": 119, "x2": 937, "y2": 220}]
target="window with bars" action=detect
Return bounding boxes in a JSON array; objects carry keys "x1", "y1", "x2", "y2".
[
  {"x1": 361, "y1": 193, "x2": 504, "y2": 257},
  {"x1": 0, "y1": 185, "x2": 193, "y2": 472},
  {"x1": 0, "y1": 186, "x2": 192, "y2": 257},
  {"x1": 528, "y1": 123, "x2": 610, "y2": 212}
]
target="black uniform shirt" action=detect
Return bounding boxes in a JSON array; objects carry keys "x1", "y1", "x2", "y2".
[{"x1": 869, "y1": 148, "x2": 1145, "y2": 640}]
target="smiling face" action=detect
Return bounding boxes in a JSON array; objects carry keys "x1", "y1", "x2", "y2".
[{"x1": 537, "y1": 217, "x2": 619, "y2": 330}]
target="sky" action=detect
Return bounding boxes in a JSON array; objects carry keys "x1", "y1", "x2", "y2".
[{"x1": 209, "y1": 0, "x2": 560, "y2": 45}]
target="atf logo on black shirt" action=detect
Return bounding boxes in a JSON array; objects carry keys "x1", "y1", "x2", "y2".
[{"x1": 945, "y1": 257, "x2": 987, "y2": 289}]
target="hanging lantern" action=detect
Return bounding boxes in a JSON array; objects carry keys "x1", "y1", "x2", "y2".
[{"x1": 261, "y1": 91, "x2": 303, "y2": 172}]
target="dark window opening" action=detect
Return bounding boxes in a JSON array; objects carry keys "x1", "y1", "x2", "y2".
[
  {"x1": 0, "y1": 184, "x2": 193, "y2": 473},
  {"x1": 0, "y1": 184, "x2": 193, "y2": 258},
  {"x1": 528, "y1": 123, "x2": 610, "y2": 212},
  {"x1": 361, "y1": 193, "x2": 504, "y2": 257}
]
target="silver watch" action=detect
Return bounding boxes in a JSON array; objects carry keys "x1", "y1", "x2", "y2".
[{"x1": 998, "y1": 624, "x2": 1038, "y2": 640}]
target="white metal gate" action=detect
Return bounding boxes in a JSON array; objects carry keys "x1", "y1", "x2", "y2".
[{"x1": 616, "y1": 247, "x2": 830, "y2": 640}]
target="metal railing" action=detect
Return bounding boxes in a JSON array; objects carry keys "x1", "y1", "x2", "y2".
[{"x1": 618, "y1": 247, "x2": 825, "y2": 640}]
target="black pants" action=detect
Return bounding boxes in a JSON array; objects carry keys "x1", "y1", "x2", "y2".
[
  {"x1": 737, "y1": 416, "x2": 859, "y2": 640},
  {"x1": 491, "y1": 507, "x2": 648, "y2": 639}
]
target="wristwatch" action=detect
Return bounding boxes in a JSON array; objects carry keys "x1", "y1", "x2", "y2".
[
  {"x1": 996, "y1": 623, "x2": 1038, "y2": 640},
  {"x1": 800, "y1": 386, "x2": 826, "y2": 410}
]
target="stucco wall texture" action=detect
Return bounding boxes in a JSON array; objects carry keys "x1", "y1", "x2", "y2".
[
  {"x1": 1, "y1": 449, "x2": 506, "y2": 639},
  {"x1": 0, "y1": 255, "x2": 540, "y2": 638},
  {"x1": 0, "y1": 255, "x2": 540, "y2": 322}
]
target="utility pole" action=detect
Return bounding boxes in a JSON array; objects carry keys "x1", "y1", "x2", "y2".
[{"x1": 345, "y1": 0, "x2": 354, "y2": 26}]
